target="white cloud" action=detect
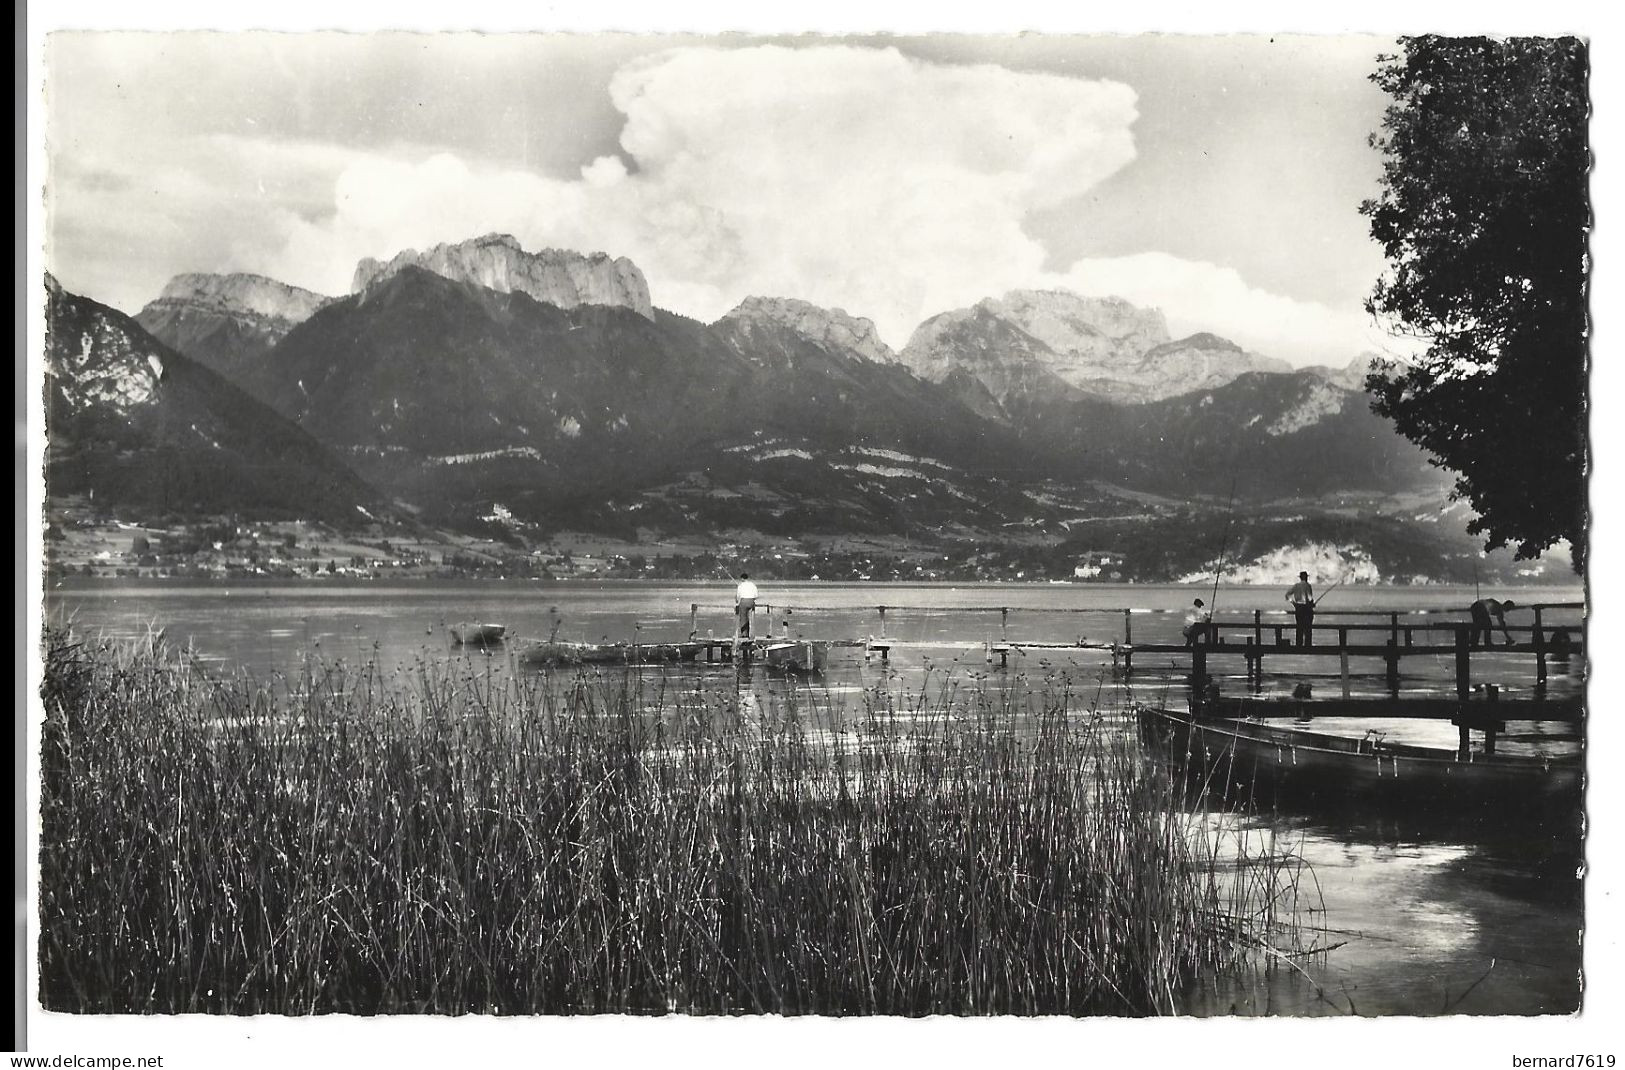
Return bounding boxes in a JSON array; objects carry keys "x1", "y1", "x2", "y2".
[
  {"x1": 45, "y1": 132, "x2": 370, "y2": 312},
  {"x1": 260, "y1": 47, "x2": 1141, "y2": 336}
]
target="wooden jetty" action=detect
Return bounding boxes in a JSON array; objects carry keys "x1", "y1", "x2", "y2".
[
  {"x1": 1158, "y1": 606, "x2": 1585, "y2": 758},
  {"x1": 675, "y1": 597, "x2": 1583, "y2": 759},
  {"x1": 682, "y1": 599, "x2": 1584, "y2": 681},
  {"x1": 1136, "y1": 605, "x2": 1585, "y2": 687},
  {"x1": 532, "y1": 597, "x2": 1584, "y2": 754},
  {"x1": 505, "y1": 597, "x2": 1583, "y2": 811}
]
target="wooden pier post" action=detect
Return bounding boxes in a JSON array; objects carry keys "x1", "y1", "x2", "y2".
[
  {"x1": 1483, "y1": 685, "x2": 1500, "y2": 755},
  {"x1": 1340, "y1": 649, "x2": 1352, "y2": 699},
  {"x1": 1383, "y1": 613, "x2": 1402, "y2": 695},
  {"x1": 1455, "y1": 625, "x2": 1472, "y2": 759},
  {"x1": 690, "y1": 603, "x2": 699, "y2": 640},
  {"x1": 1191, "y1": 636, "x2": 1207, "y2": 719},
  {"x1": 1534, "y1": 607, "x2": 1548, "y2": 684},
  {"x1": 1245, "y1": 637, "x2": 1258, "y2": 689},
  {"x1": 1122, "y1": 609, "x2": 1134, "y2": 676},
  {"x1": 1455, "y1": 624, "x2": 1471, "y2": 699},
  {"x1": 877, "y1": 606, "x2": 887, "y2": 639},
  {"x1": 993, "y1": 607, "x2": 1014, "y2": 665}
]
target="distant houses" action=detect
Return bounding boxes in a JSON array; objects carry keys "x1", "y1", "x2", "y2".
[{"x1": 1073, "y1": 550, "x2": 1127, "y2": 581}]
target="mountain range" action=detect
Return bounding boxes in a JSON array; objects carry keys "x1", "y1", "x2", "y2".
[{"x1": 44, "y1": 234, "x2": 1472, "y2": 578}]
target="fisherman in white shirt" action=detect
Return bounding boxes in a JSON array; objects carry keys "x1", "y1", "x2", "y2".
[
  {"x1": 1286, "y1": 571, "x2": 1315, "y2": 647},
  {"x1": 735, "y1": 573, "x2": 759, "y2": 641}
]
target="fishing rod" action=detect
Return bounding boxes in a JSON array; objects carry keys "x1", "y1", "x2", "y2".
[
  {"x1": 1209, "y1": 476, "x2": 1240, "y2": 613},
  {"x1": 1313, "y1": 575, "x2": 1349, "y2": 609}
]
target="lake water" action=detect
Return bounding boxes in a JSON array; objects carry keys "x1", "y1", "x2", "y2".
[{"x1": 42, "y1": 579, "x2": 1587, "y2": 1017}]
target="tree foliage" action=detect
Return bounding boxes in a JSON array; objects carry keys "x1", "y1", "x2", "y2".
[{"x1": 1361, "y1": 36, "x2": 1589, "y2": 571}]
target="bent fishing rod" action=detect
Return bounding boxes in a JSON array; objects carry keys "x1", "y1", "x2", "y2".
[
  {"x1": 1209, "y1": 476, "x2": 1240, "y2": 612},
  {"x1": 1313, "y1": 575, "x2": 1350, "y2": 609}
]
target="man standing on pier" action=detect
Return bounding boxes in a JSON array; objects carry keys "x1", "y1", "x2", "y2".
[
  {"x1": 735, "y1": 573, "x2": 759, "y2": 640},
  {"x1": 1287, "y1": 571, "x2": 1315, "y2": 647}
]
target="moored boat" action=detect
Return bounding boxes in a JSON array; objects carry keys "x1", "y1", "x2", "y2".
[
  {"x1": 518, "y1": 639, "x2": 708, "y2": 667},
  {"x1": 762, "y1": 639, "x2": 828, "y2": 674},
  {"x1": 1135, "y1": 703, "x2": 1582, "y2": 812},
  {"x1": 450, "y1": 622, "x2": 507, "y2": 645}
]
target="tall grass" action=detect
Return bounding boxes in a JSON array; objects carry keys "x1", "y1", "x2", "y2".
[{"x1": 39, "y1": 628, "x2": 1315, "y2": 1016}]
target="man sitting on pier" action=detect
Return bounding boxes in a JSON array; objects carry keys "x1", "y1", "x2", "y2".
[
  {"x1": 1550, "y1": 627, "x2": 1574, "y2": 663},
  {"x1": 1286, "y1": 571, "x2": 1315, "y2": 646},
  {"x1": 1469, "y1": 597, "x2": 1516, "y2": 648},
  {"x1": 1182, "y1": 598, "x2": 1211, "y2": 645}
]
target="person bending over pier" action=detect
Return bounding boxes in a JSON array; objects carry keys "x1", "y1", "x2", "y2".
[
  {"x1": 1286, "y1": 571, "x2": 1315, "y2": 646},
  {"x1": 1469, "y1": 597, "x2": 1516, "y2": 648}
]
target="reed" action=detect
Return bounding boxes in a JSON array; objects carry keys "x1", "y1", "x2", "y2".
[{"x1": 38, "y1": 628, "x2": 1316, "y2": 1016}]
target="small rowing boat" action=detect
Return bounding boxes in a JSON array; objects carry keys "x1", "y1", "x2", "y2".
[
  {"x1": 762, "y1": 639, "x2": 828, "y2": 674},
  {"x1": 518, "y1": 639, "x2": 708, "y2": 667},
  {"x1": 450, "y1": 622, "x2": 507, "y2": 646},
  {"x1": 1135, "y1": 703, "x2": 1581, "y2": 811}
]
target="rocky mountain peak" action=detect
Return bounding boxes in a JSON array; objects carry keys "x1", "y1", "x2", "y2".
[
  {"x1": 47, "y1": 277, "x2": 166, "y2": 415},
  {"x1": 135, "y1": 272, "x2": 335, "y2": 374},
  {"x1": 717, "y1": 296, "x2": 897, "y2": 364},
  {"x1": 150, "y1": 273, "x2": 334, "y2": 323},
  {"x1": 351, "y1": 234, "x2": 654, "y2": 320},
  {"x1": 901, "y1": 289, "x2": 1304, "y2": 406},
  {"x1": 979, "y1": 290, "x2": 1172, "y2": 355}
]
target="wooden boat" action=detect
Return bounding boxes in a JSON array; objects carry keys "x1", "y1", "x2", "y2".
[
  {"x1": 762, "y1": 639, "x2": 828, "y2": 674},
  {"x1": 450, "y1": 622, "x2": 506, "y2": 645},
  {"x1": 519, "y1": 639, "x2": 708, "y2": 667},
  {"x1": 1135, "y1": 703, "x2": 1581, "y2": 810}
]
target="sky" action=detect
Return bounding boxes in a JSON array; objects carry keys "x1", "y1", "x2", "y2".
[{"x1": 43, "y1": 32, "x2": 1405, "y2": 367}]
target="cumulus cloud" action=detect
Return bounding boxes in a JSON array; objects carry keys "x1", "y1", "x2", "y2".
[
  {"x1": 241, "y1": 45, "x2": 1369, "y2": 364},
  {"x1": 260, "y1": 47, "x2": 1134, "y2": 331}
]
